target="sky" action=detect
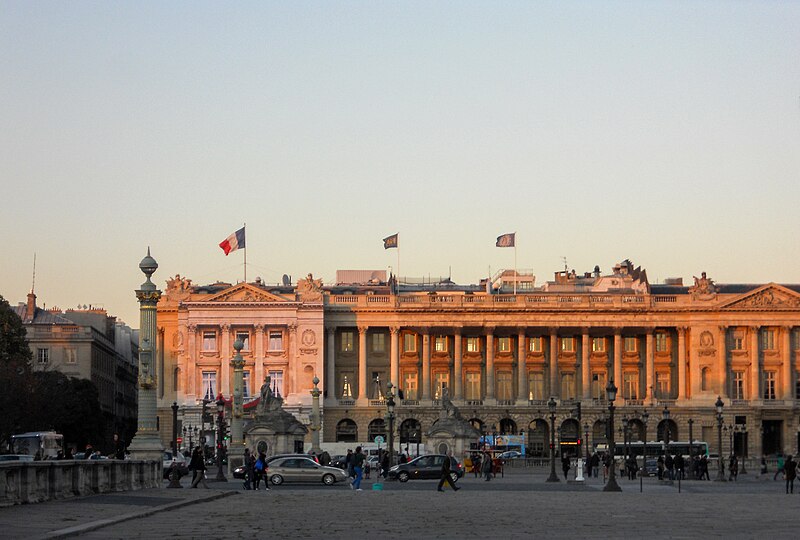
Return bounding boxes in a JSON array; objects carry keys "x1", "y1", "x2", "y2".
[{"x1": 1, "y1": 1, "x2": 799, "y2": 328}]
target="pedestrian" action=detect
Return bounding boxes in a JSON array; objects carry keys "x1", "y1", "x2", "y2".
[
  {"x1": 784, "y1": 455, "x2": 797, "y2": 494},
  {"x1": 774, "y1": 454, "x2": 785, "y2": 481},
  {"x1": 657, "y1": 455, "x2": 664, "y2": 480},
  {"x1": 665, "y1": 453, "x2": 674, "y2": 481},
  {"x1": 728, "y1": 454, "x2": 738, "y2": 482},
  {"x1": 437, "y1": 453, "x2": 460, "y2": 492},
  {"x1": 603, "y1": 453, "x2": 612, "y2": 481},
  {"x1": 345, "y1": 449, "x2": 354, "y2": 480},
  {"x1": 482, "y1": 451, "x2": 493, "y2": 481},
  {"x1": 351, "y1": 446, "x2": 365, "y2": 491},
  {"x1": 243, "y1": 449, "x2": 254, "y2": 490},
  {"x1": 189, "y1": 446, "x2": 209, "y2": 488},
  {"x1": 561, "y1": 455, "x2": 571, "y2": 480},
  {"x1": 399, "y1": 452, "x2": 408, "y2": 464},
  {"x1": 253, "y1": 451, "x2": 269, "y2": 490},
  {"x1": 113, "y1": 433, "x2": 126, "y2": 460},
  {"x1": 472, "y1": 453, "x2": 482, "y2": 478},
  {"x1": 364, "y1": 458, "x2": 371, "y2": 479},
  {"x1": 674, "y1": 454, "x2": 685, "y2": 480},
  {"x1": 590, "y1": 452, "x2": 600, "y2": 478},
  {"x1": 701, "y1": 455, "x2": 710, "y2": 480},
  {"x1": 381, "y1": 451, "x2": 389, "y2": 479},
  {"x1": 760, "y1": 456, "x2": 768, "y2": 475}
]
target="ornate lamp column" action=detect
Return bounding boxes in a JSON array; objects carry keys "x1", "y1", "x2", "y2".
[
  {"x1": 229, "y1": 338, "x2": 246, "y2": 475},
  {"x1": 546, "y1": 397, "x2": 560, "y2": 483},
  {"x1": 386, "y1": 382, "x2": 396, "y2": 467},
  {"x1": 310, "y1": 375, "x2": 322, "y2": 454},
  {"x1": 604, "y1": 378, "x2": 622, "y2": 492},
  {"x1": 715, "y1": 396, "x2": 726, "y2": 482},
  {"x1": 128, "y1": 248, "x2": 164, "y2": 462}
]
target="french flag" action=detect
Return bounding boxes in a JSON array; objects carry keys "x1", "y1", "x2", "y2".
[{"x1": 219, "y1": 227, "x2": 246, "y2": 255}]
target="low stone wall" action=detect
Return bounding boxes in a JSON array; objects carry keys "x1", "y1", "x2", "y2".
[{"x1": 0, "y1": 460, "x2": 162, "y2": 506}]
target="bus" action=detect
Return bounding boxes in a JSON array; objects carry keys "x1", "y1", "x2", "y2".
[
  {"x1": 595, "y1": 440, "x2": 709, "y2": 461},
  {"x1": 10, "y1": 431, "x2": 64, "y2": 459}
]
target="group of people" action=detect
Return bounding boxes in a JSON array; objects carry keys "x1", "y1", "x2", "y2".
[
  {"x1": 469, "y1": 451, "x2": 497, "y2": 481},
  {"x1": 769, "y1": 454, "x2": 799, "y2": 493},
  {"x1": 240, "y1": 448, "x2": 271, "y2": 490}
]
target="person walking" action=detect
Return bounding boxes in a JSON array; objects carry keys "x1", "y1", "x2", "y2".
[
  {"x1": 561, "y1": 455, "x2": 571, "y2": 480},
  {"x1": 701, "y1": 455, "x2": 710, "y2": 480},
  {"x1": 774, "y1": 454, "x2": 785, "y2": 481},
  {"x1": 351, "y1": 446, "x2": 365, "y2": 491},
  {"x1": 381, "y1": 451, "x2": 390, "y2": 479},
  {"x1": 243, "y1": 448, "x2": 254, "y2": 490},
  {"x1": 437, "y1": 453, "x2": 461, "y2": 492},
  {"x1": 590, "y1": 452, "x2": 600, "y2": 478},
  {"x1": 665, "y1": 453, "x2": 674, "y2": 481},
  {"x1": 657, "y1": 455, "x2": 665, "y2": 480},
  {"x1": 189, "y1": 446, "x2": 209, "y2": 488},
  {"x1": 253, "y1": 451, "x2": 269, "y2": 490},
  {"x1": 472, "y1": 453, "x2": 482, "y2": 478},
  {"x1": 728, "y1": 454, "x2": 739, "y2": 482},
  {"x1": 345, "y1": 449, "x2": 354, "y2": 481},
  {"x1": 784, "y1": 455, "x2": 797, "y2": 494},
  {"x1": 674, "y1": 454, "x2": 685, "y2": 480},
  {"x1": 482, "y1": 451, "x2": 494, "y2": 481}
]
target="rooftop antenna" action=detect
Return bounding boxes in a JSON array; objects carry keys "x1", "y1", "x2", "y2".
[
  {"x1": 561, "y1": 256, "x2": 568, "y2": 272},
  {"x1": 31, "y1": 252, "x2": 36, "y2": 293}
]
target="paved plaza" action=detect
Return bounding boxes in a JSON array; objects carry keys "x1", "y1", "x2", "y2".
[{"x1": 3, "y1": 468, "x2": 800, "y2": 539}]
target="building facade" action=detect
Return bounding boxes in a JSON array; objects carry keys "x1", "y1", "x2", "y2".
[{"x1": 156, "y1": 261, "x2": 800, "y2": 460}]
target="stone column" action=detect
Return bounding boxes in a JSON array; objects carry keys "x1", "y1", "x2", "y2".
[
  {"x1": 421, "y1": 329, "x2": 431, "y2": 400},
  {"x1": 326, "y1": 326, "x2": 336, "y2": 401},
  {"x1": 454, "y1": 329, "x2": 463, "y2": 400},
  {"x1": 187, "y1": 324, "x2": 197, "y2": 397},
  {"x1": 750, "y1": 326, "x2": 760, "y2": 400},
  {"x1": 221, "y1": 323, "x2": 231, "y2": 396},
  {"x1": 128, "y1": 249, "x2": 164, "y2": 461},
  {"x1": 486, "y1": 328, "x2": 495, "y2": 400},
  {"x1": 581, "y1": 330, "x2": 591, "y2": 400},
  {"x1": 678, "y1": 327, "x2": 687, "y2": 400},
  {"x1": 358, "y1": 326, "x2": 368, "y2": 401},
  {"x1": 613, "y1": 330, "x2": 622, "y2": 393},
  {"x1": 782, "y1": 326, "x2": 792, "y2": 399},
  {"x1": 645, "y1": 330, "x2": 654, "y2": 402},
  {"x1": 229, "y1": 339, "x2": 245, "y2": 473},
  {"x1": 288, "y1": 324, "x2": 298, "y2": 396},
  {"x1": 254, "y1": 324, "x2": 264, "y2": 389},
  {"x1": 517, "y1": 329, "x2": 527, "y2": 402},
  {"x1": 549, "y1": 328, "x2": 558, "y2": 398},
  {"x1": 390, "y1": 326, "x2": 400, "y2": 388},
  {"x1": 718, "y1": 325, "x2": 728, "y2": 398}
]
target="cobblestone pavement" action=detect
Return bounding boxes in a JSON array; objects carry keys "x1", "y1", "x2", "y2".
[{"x1": 3, "y1": 468, "x2": 800, "y2": 539}]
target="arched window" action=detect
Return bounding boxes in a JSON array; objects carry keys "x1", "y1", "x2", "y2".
[
  {"x1": 528, "y1": 419, "x2": 548, "y2": 458},
  {"x1": 336, "y1": 419, "x2": 358, "y2": 442},
  {"x1": 399, "y1": 419, "x2": 422, "y2": 443},
  {"x1": 592, "y1": 419, "x2": 608, "y2": 446},
  {"x1": 368, "y1": 418, "x2": 386, "y2": 441},
  {"x1": 499, "y1": 418, "x2": 517, "y2": 435},
  {"x1": 656, "y1": 419, "x2": 679, "y2": 443}
]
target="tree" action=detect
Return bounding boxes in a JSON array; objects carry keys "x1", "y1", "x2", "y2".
[{"x1": 0, "y1": 294, "x2": 33, "y2": 448}]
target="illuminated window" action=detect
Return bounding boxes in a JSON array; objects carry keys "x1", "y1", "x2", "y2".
[
  {"x1": 528, "y1": 372, "x2": 544, "y2": 400},
  {"x1": 498, "y1": 337, "x2": 512, "y2": 353},
  {"x1": 466, "y1": 337, "x2": 481, "y2": 353},
  {"x1": 403, "y1": 372, "x2": 418, "y2": 400},
  {"x1": 591, "y1": 338, "x2": 605, "y2": 353},
  {"x1": 624, "y1": 337, "x2": 638, "y2": 353},
  {"x1": 623, "y1": 372, "x2": 638, "y2": 399},
  {"x1": 434, "y1": 335, "x2": 448, "y2": 353},
  {"x1": 655, "y1": 333, "x2": 668, "y2": 353},
  {"x1": 434, "y1": 372, "x2": 449, "y2": 399},
  {"x1": 560, "y1": 337, "x2": 574, "y2": 352},
  {"x1": 403, "y1": 333, "x2": 417, "y2": 353},
  {"x1": 340, "y1": 331, "x2": 354, "y2": 353},
  {"x1": 528, "y1": 337, "x2": 542, "y2": 353}
]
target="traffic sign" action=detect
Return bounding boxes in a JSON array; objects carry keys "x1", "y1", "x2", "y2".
[
  {"x1": 374, "y1": 436, "x2": 385, "y2": 445},
  {"x1": 177, "y1": 437, "x2": 183, "y2": 443}
]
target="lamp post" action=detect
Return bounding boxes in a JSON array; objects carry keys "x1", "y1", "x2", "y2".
[
  {"x1": 171, "y1": 402, "x2": 179, "y2": 456},
  {"x1": 688, "y1": 418, "x2": 694, "y2": 460},
  {"x1": 641, "y1": 409, "x2": 649, "y2": 479},
  {"x1": 740, "y1": 424, "x2": 748, "y2": 474},
  {"x1": 546, "y1": 397, "x2": 560, "y2": 482},
  {"x1": 215, "y1": 394, "x2": 227, "y2": 482},
  {"x1": 715, "y1": 396, "x2": 726, "y2": 482},
  {"x1": 386, "y1": 382, "x2": 396, "y2": 467},
  {"x1": 584, "y1": 422, "x2": 590, "y2": 463},
  {"x1": 603, "y1": 379, "x2": 621, "y2": 491},
  {"x1": 662, "y1": 405, "x2": 671, "y2": 452}
]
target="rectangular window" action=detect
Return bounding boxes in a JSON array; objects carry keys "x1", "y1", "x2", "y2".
[
  {"x1": 434, "y1": 372, "x2": 449, "y2": 399},
  {"x1": 528, "y1": 372, "x2": 544, "y2": 400},
  {"x1": 795, "y1": 374, "x2": 800, "y2": 400},
  {"x1": 496, "y1": 371, "x2": 513, "y2": 400},
  {"x1": 624, "y1": 337, "x2": 638, "y2": 353},
  {"x1": 434, "y1": 335, "x2": 448, "y2": 353},
  {"x1": 372, "y1": 333, "x2": 385, "y2": 353},
  {"x1": 656, "y1": 372, "x2": 670, "y2": 399},
  {"x1": 202, "y1": 331, "x2": 217, "y2": 351},
  {"x1": 560, "y1": 372, "x2": 575, "y2": 400},
  {"x1": 269, "y1": 330, "x2": 284, "y2": 351},
  {"x1": 591, "y1": 338, "x2": 605, "y2": 353},
  {"x1": 235, "y1": 331, "x2": 250, "y2": 351},
  {"x1": 655, "y1": 333, "x2": 668, "y2": 353},
  {"x1": 269, "y1": 370, "x2": 284, "y2": 396},
  {"x1": 466, "y1": 337, "x2": 481, "y2": 353},
  {"x1": 528, "y1": 337, "x2": 542, "y2": 353},
  {"x1": 764, "y1": 371, "x2": 776, "y2": 400},
  {"x1": 794, "y1": 329, "x2": 800, "y2": 351},
  {"x1": 340, "y1": 331, "x2": 354, "y2": 353},
  {"x1": 498, "y1": 337, "x2": 512, "y2": 353},
  {"x1": 733, "y1": 371, "x2": 746, "y2": 400},
  {"x1": 65, "y1": 348, "x2": 77, "y2": 364},
  {"x1": 465, "y1": 372, "x2": 481, "y2": 400},
  {"x1": 762, "y1": 329, "x2": 776, "y2": 351},
  {"x1": 242, "y1": 371, "x2": 251, "y2": 398},
  {"x1": 731, "y1": 329, "x2": 744, "y2": 351},
  {"x1": 37, "y1": 348, "x2": 49, "y2": 364},
  {"x1": 403, "y1": 333, "x2": 417, "y2": 353},
  {"x1": 623, "y1": 372, "x2": 638, "y2": 399},
  {"x1": 560, "y1": 337, "x2": 574, "y2": 352},
  {"x1": 591, "y1": 372, "x2": 606, "y2": 400},
  {"x1": 202, "y1": 371, "x2": 216, "y2": 400},
  {"x1": 403, "y1": 372, "x2": 418, "y2": 400}
]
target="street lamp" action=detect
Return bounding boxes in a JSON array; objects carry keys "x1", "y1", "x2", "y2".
[
  {"x1": 171, "y1": 402, "x2": 179, "y2": 456},
  {"x1": 688, "y1": 418, "x2": 694, "y2": 460},
  {"x1": 740, "y1": 424, "x2": 748, "y2": 474},
  {"x1": 603, "y1": 379, "x2": 621, "y2": 491},
  {"x1": 215, "y1": 394, "x2": 227, "y2": 481},
  {"x1": 715, "y1": 396, "x2": 726, "y2": 482},
  {"x1": 641, "y1": 409, "x2": 649, "y2": 478},
  {"x1": 386, "y1": 382, "x2": 396, "y2": 468},
  {"x1": 546, "y1": 397, "x2": 560, "y2": 482},
  {"x1": 584, "y1": 422, "x2": 590, "y2": 463},
  {"x1": 662, "y1": 405, "x2": 671, "y2": 451}
]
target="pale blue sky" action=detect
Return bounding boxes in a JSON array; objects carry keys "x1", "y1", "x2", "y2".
[{"x1": 2, "y1": 1, "x2": 799, "y2": 327}]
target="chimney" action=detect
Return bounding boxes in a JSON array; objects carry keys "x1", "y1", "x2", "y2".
[{"x1": 25, "y1": 292, "x2": 37, "y2": 322}]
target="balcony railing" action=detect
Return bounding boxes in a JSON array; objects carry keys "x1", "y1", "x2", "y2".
[
  {"x1": 338, "y1": 399, "x2": 355, "y2": 406},
  {"x1": 466, "y1": 400, "x2": 484, "y2": 406},
  {"x1": 400, "y1": 399, "x2": 420, "y2": 406},
  {"x1": 497, "y1": 400, "x2": 515, "y2": 406},
  {"x1": 369, "y1": 399, "x2": 386, "y2": 407},
  {"x1": 624, "y1": 399, "x2": 644, "y2": 406}
]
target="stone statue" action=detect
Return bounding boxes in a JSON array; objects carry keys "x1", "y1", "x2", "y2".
[
  {"x1": 690, "y1": 271, "x2": 717, "y2": 295},
  {"x1": 296, "y1": 273, "x2": 324, "y2": 302},
  {"x1": 439, "y1": 387, "x2": 462, "y2": 421},
  {"x1": 258, "y1": 375, "x2": 283, "y2": 413}
]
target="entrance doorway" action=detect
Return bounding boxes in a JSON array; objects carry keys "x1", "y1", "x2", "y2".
[{"x1": 761, "y1": 420, "x2": 783, "y2": 456}]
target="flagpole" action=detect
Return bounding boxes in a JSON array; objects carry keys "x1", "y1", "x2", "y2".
[
  {"x1": 243, "y1": 222, "x2": 247, "y2": 283},
  {"x1": 514, "y1": 235, "x2": 517, "y2": 296},
  {"x1": 397, "y1": 239, "x2": 401, "y2": 288}
]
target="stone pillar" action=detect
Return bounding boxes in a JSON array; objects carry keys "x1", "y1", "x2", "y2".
[
  {"x1": 678, "y1": 327, "x2": 687, "y2": 400},
  {"x1": 750, "y1": 326, "x2": 760, "y2": 400},
  {"x1": 358, "y1": 326, "x2": 368, "y2": 401},
  {"x1": 782, "y1": 326, "x2": 792, "y2": 399},
  {"x1": 310, "y1": 376, "x2": 322, "y2": 454},
  {"x1": 221, "y1": 323, "x2": 230, "y2": 396},
  {"x1": 128, "y1": 249, "x2": 164, "y2": 461},
  {"x1": 390, "y1": 326, "x2": 400, "y2": 388},
  {"x1": 187, "y1": 324, "x2": 197, "y2": 397},
  {"x1": 422, "y1": 330, "x2": 431, "y2": 400},
  {"x1": 517, "y1": 329, "x2": 527, "y2": 402},
  {"x1": 549, "y1": 328, "x2": 558, "y2": 398},
  {"x1": 486, "y1": 328, "x2": 495, "y2": 400},
  {"x1": 718, "y1": 325, "x2": 728, "y2": 398},
  {"x1": 581, "y1": 330, "x2": 591, "y2": 400},
  {"x1": 254, "y1": 324, "x2": 264, "y2": 389},
  {"x1": 326, "y1": 326, "x2": 336, "y2": 401},
  {"x1": 288, "y1": 324, "x2": 298, "y2": 396},
  {"x1": 613, "y1": 331, "x2": 622, "y2": 394},
  {"x1": 229, "y1": 339, "x2": 245, "y2": 473},
  {"x1": 454, "y1": 329, "x2": 463, "y2": 400},
  {"x1": 645, "y1": 330, "x2": 654, "y2": 402}
]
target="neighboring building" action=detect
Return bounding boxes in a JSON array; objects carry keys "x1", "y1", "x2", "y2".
[
  {"x1": 15, "y1": 293, "x2": 139, "y2": 447},
  {"x1": 157, "y1": 261, "x2": 800, "y2": 460}
]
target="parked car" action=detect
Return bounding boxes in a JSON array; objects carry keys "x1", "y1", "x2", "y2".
[
  {"x1": 329, "y1": 455, "x2": 347, "y2": 469},
  {"x1": 644, "y1": 458, "x2": 659, "y2": 477},
  {"x1": 266, "y1": 457, "x2": 348, "y2": 486},
  {"x1": 388, "y1": 454, "x2": 463, "y2": 483},
  {"x1": 163, "y1": 451, "x2": 189, "y2": 479},
  {"x1": 232, "y1": 453, "x2": 321, "y2": 480},
  {"x1": 0, "y1": 454, "x2": 34, "y2": 462},
  {"x1": 498, "y1": 450, "x2": 523, "y2": 460}
]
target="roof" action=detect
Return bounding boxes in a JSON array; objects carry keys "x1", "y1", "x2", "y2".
[{"x1": 13, "y1": 304, "x2": 75, "y2": 325}]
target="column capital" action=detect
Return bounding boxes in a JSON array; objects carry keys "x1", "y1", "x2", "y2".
[
  {"x1": 389, "y1": 326, "x2": 401, "y2": 335},
  {"x1": 750, "y1": 325, "x2": 761, "y2": 333},
  {"x1": 221, "y1": 323, "x2": 230, "y2": 332},
  {"x1": 580, "y1": 326, "x2": 591, "y2": 334},
  {"x1": 718, "y1": 325, "x2": 728, "y2": 333},
  {"x1": 782, "y1": 325, "x2": 793, "y2": 333},
  {"x1": 613, "y1": 328, "x2": 622, "y2": 336},
  {"x1": 254, "y1": 323, "x2": 264, "y2": 331},
  {"x1": 325, "y1": 325, "x2": 336, "y2": 335},
  {"x1": 677, "y1": 326, "x2": 688, "y2": 336},
  {"x1": 357, "y1": 325, "x2": 369, "y2": 335},
  {"x1": 548, "y1": 327, "x2": 558, "y2": 336},
  {"x1": 187, "y1": 323, "x2": 197, "y2": 334},
  {"x1": 288, "y1": 324, "x2": 298, "y2": 335},
  {"x1": 484, "y1": 326, "x2": 496, "y2": 336}
]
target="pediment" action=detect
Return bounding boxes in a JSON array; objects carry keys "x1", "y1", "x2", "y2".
[
  {"x1": 203, "y1": 283, "x2": 291, "y2": 303},
  {"x1": 720, "y1": 284, "x2": 800, "y2": 310}
]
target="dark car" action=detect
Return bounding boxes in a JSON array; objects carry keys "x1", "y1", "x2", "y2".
[
  {"x1": 388, "y1": 454, "x2": 463, "y2": 483},
  {"x1": 644, "y1": 458, "x2": 658, "y2": 477}
]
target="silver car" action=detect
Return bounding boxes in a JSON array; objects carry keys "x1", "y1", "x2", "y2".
[{"x1": 267, "y1": 456, "x2": 348, "y2": 486}]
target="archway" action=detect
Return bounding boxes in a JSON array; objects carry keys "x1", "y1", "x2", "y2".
[
  {"x1": 592, "y1": 419, "x2": 608, "y2": 449},
  {"x1": 499, "y1": 418, "x2": 517, "y2": 435},
  {"x1": 336, "y1": 419, "x2": 358, "y2": 442},
  {"x1": 657, "y1": 419, "x2": 679, "y2": 443},
  {"x1": 528, "y1": 419, "x2": 549, "y2": 458},
  {"x1": 560, "y1": 418, "x2": 580, "y2": 457},
  {"x1": 627, "y1": 419, "x2": 645, "y2": 442},
  {"x1": 368, "y1": 418, "x2": 386, "y2": 442},
  {"x1": 399, "y1": 418, "x2": 422, "y2": 457}
]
